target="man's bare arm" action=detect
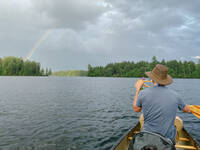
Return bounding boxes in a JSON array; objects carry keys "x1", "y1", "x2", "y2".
[
  {"x1": 133, "y1": 80, "x2": 144, "y2": 112},
  {"x1": 133, "y1": 90, "x2": 142, "y2": 112}
]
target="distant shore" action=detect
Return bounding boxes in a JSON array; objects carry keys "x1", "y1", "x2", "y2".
[
  {"x1": 87, "y1": 56, "x2": 200, "y2": 78},
  {"x1": 51, "y1": 71, "x2": 200, "y2": 79}
]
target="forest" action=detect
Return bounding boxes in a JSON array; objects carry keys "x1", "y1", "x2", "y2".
[
  {"x1": 0, "y1": 56, "x2": 51, "y2": 76},
  {"x1": 88, "y1": 56, "x2": 200, "y2": 78}
]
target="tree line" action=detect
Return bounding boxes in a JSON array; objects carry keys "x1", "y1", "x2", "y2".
[
  {"x1": 88, "y1": 56, "x2": 200, "y2": 78},
  {"x1": 0, "y1": 56, "x2": 51, "y2": 76}
]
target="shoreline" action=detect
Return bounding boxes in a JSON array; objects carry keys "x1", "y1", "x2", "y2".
[{"x1": 50, "y1": 75, "x2": 200, "y2": 79}]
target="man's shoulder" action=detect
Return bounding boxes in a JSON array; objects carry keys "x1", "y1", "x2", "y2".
[
  {"x1": 167, "y1": 88, "x2": 179, "y2": 96},
  {"x1": 140, "y1": 87, "x2": 153, "y2": 95},
  {"x1": 144, "y1": 86, "x2": 179, "y2": 95},
  {"x1": 162, "y1": 88, "x2": 182, "y2": 101}
]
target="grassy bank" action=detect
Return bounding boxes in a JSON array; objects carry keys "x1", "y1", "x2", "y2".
[{"x1": 52, "y1": 70, "x2": 88, "y2": 77}]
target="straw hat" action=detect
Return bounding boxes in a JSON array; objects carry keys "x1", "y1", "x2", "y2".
[{"x1": 145, "y1": 64, "x2": 173, "y2": 85}]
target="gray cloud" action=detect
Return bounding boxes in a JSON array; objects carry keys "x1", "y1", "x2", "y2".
[
  {"x1": 0, "y1": 0, "x2": 199, "y2": 70},
  {"x1": 31, "y1": 0, "x2": 108, "y2": 29}
]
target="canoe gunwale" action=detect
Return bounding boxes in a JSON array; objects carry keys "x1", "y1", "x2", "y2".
[
  {"x1": 111, "y1": 122, "x2": 140, "y2": 150},
  {"x1": 181, "y1": 127, "x2": 200, "y2": 148}
]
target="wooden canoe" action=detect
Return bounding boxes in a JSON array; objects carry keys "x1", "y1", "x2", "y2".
[{"x1": 112, "y1": 118, "x2": 200, "y2": 150}]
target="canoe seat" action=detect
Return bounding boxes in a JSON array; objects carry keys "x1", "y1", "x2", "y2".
[
  {"x1": 174, "y1": 116, "x2": 183, "y2": 142},
  {"x1": 128, "y1": 137, "x2": 133, "y2": 140},
  {"x1": 175, "y1": 144, "x2": 197, "y2": 150},
  {"x1": 179, "y1": 137, "x2": 190, "y2": 141},
  {"x1": 139, "y1": 114, "x2": 144, "y2": 129},
  {"x1": 128, "y1": 137, "x2": 197, "y2": 149}
]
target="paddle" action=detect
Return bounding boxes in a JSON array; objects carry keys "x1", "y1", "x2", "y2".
[
  {"x1": 138, "y1": 79, "x2": 152, "y2": 90},
  {"x1": 140, "y1": 79, "x2": 200, "y2": 119},
  {"x1": 190, "y1": 105, "x2": 200, "y2": 119}
]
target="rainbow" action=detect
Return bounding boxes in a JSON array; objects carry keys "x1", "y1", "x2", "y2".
[{"x1": 24, "y1": 29, "x2": 53, "y2": 61}]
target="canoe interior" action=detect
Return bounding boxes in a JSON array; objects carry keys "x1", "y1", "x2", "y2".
[{"x1": 112, "y1": 122, "x2": 200, "y2": 150}]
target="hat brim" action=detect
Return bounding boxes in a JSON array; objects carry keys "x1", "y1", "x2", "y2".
[{"x1": 145, "y1": 71, "x2": 173, "y2": 85}]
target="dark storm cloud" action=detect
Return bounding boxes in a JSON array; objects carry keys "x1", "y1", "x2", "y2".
[{"x1": 31, "y1": 0, "x2": 108, "y2": 29}]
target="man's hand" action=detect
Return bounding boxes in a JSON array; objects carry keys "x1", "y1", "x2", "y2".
[
  {"x1": 183, "y1": 104, "x2": 191, "y2": 113},
  {"x1": 135, "y1": 80, "x2": 144, "y2": 92}
]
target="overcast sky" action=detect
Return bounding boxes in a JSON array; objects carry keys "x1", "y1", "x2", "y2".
[{"x1": 1, "y1": 0, "x2": 200, "y2": 71}]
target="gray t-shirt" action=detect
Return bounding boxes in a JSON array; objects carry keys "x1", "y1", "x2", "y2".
[{"x1": 136, "y1": 85, "x2": 185, "y2": 141}]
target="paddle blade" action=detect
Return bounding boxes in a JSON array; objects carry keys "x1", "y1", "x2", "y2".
[
  {"x1": 143, "y1": 80, "x2": 152, "y2": 88},
  {"x1": 190, "y1": 105, "x2": 200, "y2": 119}
]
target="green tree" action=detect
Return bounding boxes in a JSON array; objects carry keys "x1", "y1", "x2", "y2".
[
  {"x1": 150, "y1": 56, "x2": 159, "y2": 69},
  {"x1": 87, "y1": 57, "x2": 200, "y2": 78},
  {"x1": 0, "y1": 56, "x2": 49, "y2": 76}
]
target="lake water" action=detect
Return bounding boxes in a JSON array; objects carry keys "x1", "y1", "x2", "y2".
[{"x1": 0, "y1": 77, "x2": 199, "y2": 150}]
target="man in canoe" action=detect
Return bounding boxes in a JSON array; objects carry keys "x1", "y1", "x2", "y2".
[{"x1": 133, "y1": 64, "x2": 191, "y2": 144}]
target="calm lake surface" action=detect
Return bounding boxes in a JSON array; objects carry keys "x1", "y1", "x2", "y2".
[{"x1": 0, "y1": 77, "x2": 199, "y2": 150}]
